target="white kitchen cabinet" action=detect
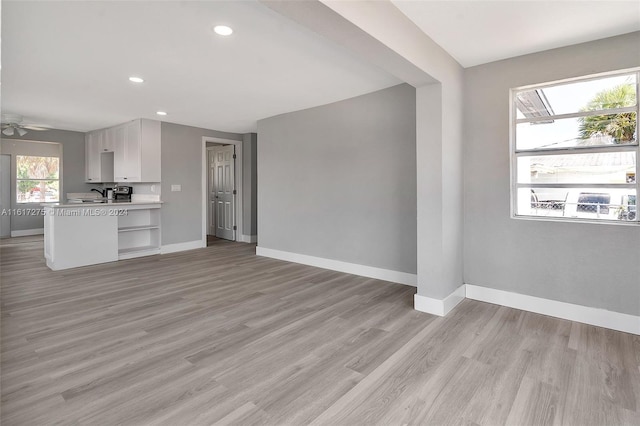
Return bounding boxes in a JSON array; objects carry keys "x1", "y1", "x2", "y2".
[
  {"x1": 114, "y1": 119, "x2": 160, "y2": 183},
  {"x1": 44, "y1": 205, "x2": 119, "y2": 270},
  {"x1": 103, "y1": 126, "x2": 117, "y2": 152},
  {"x1": 85, "y1": 129, "x2": 114, "y2": 183},
  {"x1": 44, "y1": 203, "x2": 163, "y2": 270},
  {"x1": 85, "y1": 119, "x2": 161, "y2": 183},
  {"x1": 85, "y1": 130, "x2": 103, "y2": 182}
]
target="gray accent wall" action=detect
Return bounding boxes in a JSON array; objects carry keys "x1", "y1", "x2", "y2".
[
  {"x1": 463, "y1": 32, "x2": 640, "y2": 316},
  {"x1": 160, "y1": 122, "x2": 255, "y2": 245},
  {"x1": 1, "y1": 129, "x2": 90, "y2": 232},
  {"x1": 257, "y1": 83, "x2": 417, "y2": 274},
  {"x1": 243, "y1": 133, "x2": 258, "y2": 236}
]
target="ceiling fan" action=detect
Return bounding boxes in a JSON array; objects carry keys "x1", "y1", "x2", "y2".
[{"x1": 1, "y1": 114, "x2": 50, "y2": 137}]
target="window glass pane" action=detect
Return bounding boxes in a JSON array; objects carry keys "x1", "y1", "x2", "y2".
[
  {"x1": 16, "y1": 180, "x2": 38, "y2": 203},
  {"x1": 516, "y1": 112, "x2": 637, "y2": 150},
  {"x1": 518, "y1": 187, "x2": 637, "y2": 221},
  {"x1": 517, "y1": 152, "x2": 635, "y2": 184},
  {"x1": 44, "y1": 180, "x2": 59, "y2": 202},
  {"x1": 16, "y1": 180, "x2": 59, "y2": 203},
  {"x1": 16, "y1": 156, "x2": 59, "y2": 179},
  {"x1": 516, "y1": 74, "x2": 637, "y2": 117}
]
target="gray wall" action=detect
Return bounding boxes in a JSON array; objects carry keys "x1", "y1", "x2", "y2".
[
  {"x1": 257, "y1": 83, "x2": 417, "y2": 274},
  {"x1": 463, "y1": 32, "x2": 640, "y2": 316},
  {"x1": 161, "y1": 122, "x2": 251, "y2": 245},
  {"x1": 1, "y1": 129, "x2": 90, "y2": 231},
  {"x1": 243, "y1": 133, "x2": 258, "y2": 236}
]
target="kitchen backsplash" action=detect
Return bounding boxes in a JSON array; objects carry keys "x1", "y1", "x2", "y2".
[{"x1": 87, "y1": 182, "x2": 161, "y2": 199}]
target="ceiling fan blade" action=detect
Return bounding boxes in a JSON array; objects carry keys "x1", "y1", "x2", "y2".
[
  {"x1": 2, "y1": 127, "x2": 15, "y2": 136},
  {"x1": 22, "y1": 125, "x2": 50, "y2": 131}
]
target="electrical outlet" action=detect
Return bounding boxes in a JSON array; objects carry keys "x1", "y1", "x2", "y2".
[{"x1": 171, "y1": 184, "x2": 181, "y2": 192}]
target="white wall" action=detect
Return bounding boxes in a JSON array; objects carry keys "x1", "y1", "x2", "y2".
[{"x1": 464, "y1": 32, "x2": 640, "y2": 316}]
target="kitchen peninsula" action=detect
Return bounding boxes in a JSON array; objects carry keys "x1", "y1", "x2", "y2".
[{"x1": 43, "y1": 201, "x2": 162, "y2": 270}]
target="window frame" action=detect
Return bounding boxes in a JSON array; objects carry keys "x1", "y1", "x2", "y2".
[
  {"x1": 16, "y1": 155, "x2": 61, "y2": 204},
  {"x1": 510, "y1": 68, "x2": 640, "y2": 225}
]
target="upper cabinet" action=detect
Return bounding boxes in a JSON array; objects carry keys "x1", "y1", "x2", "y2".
[
  {"x1": 85, "y1": 130, "x2": 104, "y2": 182},
  {"x1": 85, "y1": 119, "x2": 161, "y2": 183}
]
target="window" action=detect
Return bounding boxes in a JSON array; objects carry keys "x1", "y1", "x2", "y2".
[
  {"x1": 511, "y1": 70, "x2": 639, "y2": 223},
  {"x1": 16, "y1": 155, "x2": 60, "y2": 203}
]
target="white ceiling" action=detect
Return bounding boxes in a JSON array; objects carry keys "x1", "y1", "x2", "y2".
[
  {"x1": 392, "y1": 0, "x2": 640, "y2": 68},
  {"x1": 3, "y1": 1, "x2": 639, "y2": 134},
  {"x1": 1, "y1": 1, "x2": 400, "y2": 133}
]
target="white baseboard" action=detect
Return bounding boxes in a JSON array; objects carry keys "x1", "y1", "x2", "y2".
[
  {"x1": 11, "y1": 228, "x2": 44, "y2": 237},
  {"x1": 256, "y1": 246, "x2": 417, "y2": 286},
  {"x1": 238, "y1": 234, "x2": 257, "y2": 243},
  {"x1": 161, "y1": 240, "x2": 205, "y2": 254},
  {"x1": 414, "y1": 284, "x2": 465, "y2": 316},
  {"x1": 466, "y1": 284, "x2": 640, "y2": 336}
]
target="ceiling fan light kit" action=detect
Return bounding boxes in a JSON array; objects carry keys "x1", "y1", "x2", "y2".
[{"x1": 1, "y1": 114, "x2": 50, "y2": 137}]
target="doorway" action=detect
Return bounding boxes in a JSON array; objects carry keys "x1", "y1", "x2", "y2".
[
  {"x1": 208, "y1": 145, "x2": 235, "y2": 241},
  {"x1": 201, "y1": 136, "x2": 243, "y2": 248}
]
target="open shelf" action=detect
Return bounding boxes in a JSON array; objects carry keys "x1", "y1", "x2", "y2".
[{"x1": 117, "y1": 207, "x2": 160, "y2": 259}]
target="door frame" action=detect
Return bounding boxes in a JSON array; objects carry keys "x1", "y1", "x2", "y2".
[
  {"x1": 201, "y1": 136, "x2": 243, "y2": 245},
  {"x1": 0, "y1": 154, "x2": 12, "y2": 238}
]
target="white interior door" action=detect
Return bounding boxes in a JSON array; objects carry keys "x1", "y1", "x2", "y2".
[
  {"x1": 0, "y1": 155, "x2": 11, "y2": 237},
  {"x1": 213, "y1": 145, "x2": 235, "y2": 241},
  {"x1": 207, "y1": 149, "x2": 216, "y2": 235}
]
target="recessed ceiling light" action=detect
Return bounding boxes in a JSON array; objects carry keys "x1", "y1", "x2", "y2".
[
  {"x1": 213, "y1": 25, "x2": 233, "y2": 36},
  {"x1": 129, "y1": 76, "x2": 144, "y2": 83},
  {"x1": 156, "y1": 111, "x2": 167, "y2": 116}
]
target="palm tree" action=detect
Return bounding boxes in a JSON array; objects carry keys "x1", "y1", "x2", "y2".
[{"x1": 578, "y1": 83, "x2": 636, "y2": 144}]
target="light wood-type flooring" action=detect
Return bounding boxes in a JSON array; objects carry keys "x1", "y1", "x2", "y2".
[{"x1": 1, "y1": 236, "x2": 639, "y2": 425}]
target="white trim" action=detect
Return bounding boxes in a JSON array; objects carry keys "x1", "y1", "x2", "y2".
[
  {"x1": 516, "y1": 105, "x2": 636, "y2": 125},
  {"x1": 161, "y1": 240, "x2": 205, "y2": 254},
  {"x1": 256, "y1": 246, "x2": 416, "y2": 286},
  {"x1": 239, "y1": 234, "x2": 257, "y2": 243},
  {"x1": 466, "y1": 284, "x2": 640, "y2": 335},
  {"x1": 201, "y1": 136, "x2": 243, "y2": 246},
  {"x1": 11, "y1": 228, "x2": 44, "y2": 237},
  {"x1": 414, "y1": 284, "x2": 465, "y2": 316}
]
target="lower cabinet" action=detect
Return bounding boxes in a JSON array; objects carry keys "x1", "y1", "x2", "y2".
[
  {"x1": 44, "y1": 204, "x2": 162, "y2": 270},
  {"x1": 44, "y1": 206, "x2": 119, "y2": 270}
]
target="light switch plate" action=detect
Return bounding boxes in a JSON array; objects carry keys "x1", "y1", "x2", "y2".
[{"x1": 171, "y1": 184, "x2": 181, "y2": 192}]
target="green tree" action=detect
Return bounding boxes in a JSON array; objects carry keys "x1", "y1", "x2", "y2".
[{"x1": 578, "y1": 83, "x2": 637, "y2": 144}]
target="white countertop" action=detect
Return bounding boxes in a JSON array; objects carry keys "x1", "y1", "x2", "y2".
[{"x1": 43, "y1": 201, "x2": 164, "y2": 208}]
